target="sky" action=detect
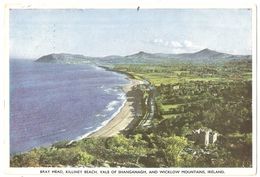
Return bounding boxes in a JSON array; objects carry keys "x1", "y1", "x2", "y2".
[{"x1": 9, "y1": 9, "x2": 252, "y2": 59}]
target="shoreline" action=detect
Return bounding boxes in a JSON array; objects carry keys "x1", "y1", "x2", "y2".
[
  {"x1": 11, "y1": 78, "x2": 143, "y2": 155},
  {"x1": 11, "y1": 65, "x2": 144, "y2": 154},
  {"x1": 87, "y1": 78, "x2": 144, "y2": 138}
]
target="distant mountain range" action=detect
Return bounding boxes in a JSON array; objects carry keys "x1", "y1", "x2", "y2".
[{"x1": 36, "y1": 48, "x2": 252, "y2": 65}]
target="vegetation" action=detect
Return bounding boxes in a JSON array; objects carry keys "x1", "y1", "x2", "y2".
[{"x1": 11, "y1": 59, "x2": 252, "y2": 167}]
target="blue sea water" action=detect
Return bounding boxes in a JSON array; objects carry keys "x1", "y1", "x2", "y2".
[{"x1": 10, "y1": 59, "x2": 129, "y2": 154}]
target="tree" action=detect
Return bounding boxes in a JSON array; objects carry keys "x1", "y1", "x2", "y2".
[
  {"x1": 106, "y1": 134, "x2": 148, "y2": 165},
  {"x1": 162, "y1": 135, "x2": 188, "y2": 166},
  {"x1": 75, "y1": 151, "x2": 94, "y2": 166}
]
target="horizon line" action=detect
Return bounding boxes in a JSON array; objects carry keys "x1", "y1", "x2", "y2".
[{"x1": 9, "y1": 48, "x2": 252, "y2": 60}]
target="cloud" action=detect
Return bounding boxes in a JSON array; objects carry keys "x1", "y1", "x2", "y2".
[
  {"x1": 183, "y1": 40, "x2": 193, "y2": 48},
  {"x1": 150, "y1": 38, "x2": 203, "y2": 53},
  {"x1": 153, "y1": 39, "x2": 163, "y2": 43},
  {"x1": 152, "y1": 38, "x2": 183, "y2": 48},
  {"x1": 171, "y1": 41, "x2": 183, "y2": 48}
]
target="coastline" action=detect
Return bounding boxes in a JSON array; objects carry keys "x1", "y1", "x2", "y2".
[
  {"x1": 10, "y1": 63, "x2": 145, "y2": 154},
  {"x1": 87, "y1": 78, "x2": 144, "y2": 138}
]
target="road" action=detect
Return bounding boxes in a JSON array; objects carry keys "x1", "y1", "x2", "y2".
[{"x1": 138, "y1": 84, "x2": 157, "y2": 128}]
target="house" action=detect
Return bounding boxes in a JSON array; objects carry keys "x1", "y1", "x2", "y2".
[{"x1": 190, "y1": 128, "x2": 218, "y2": 146}]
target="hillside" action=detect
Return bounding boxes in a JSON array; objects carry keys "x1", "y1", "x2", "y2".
[
  {"x1": 35, "y1": 49, "x2": 251, "y2": 65},
  {"x1": 36, "y1": 53, "x2": 93, "y2": 64}
]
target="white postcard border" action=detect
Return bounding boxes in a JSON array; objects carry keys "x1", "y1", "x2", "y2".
[{"x1": 1, "y1": 0, "x2": 258, "y2": 176}]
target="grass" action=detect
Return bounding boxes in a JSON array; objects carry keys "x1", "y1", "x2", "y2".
[
  {"x1": 174, "y1": 71, "x2": 190, "y2": 75},
  {"x1": 114, "y1": 65, "x2": 247, "y2": 86},
  {"x1": 161, "y1": 104, "x2": 184, "y2": 112},
  {"x1": 243, "y1": 72, "x2": 252, "y2": 80},
  {"x1": 127, "y1": 72, "x2": 144, "y2": 80},
  {"x1": 186, "y1": 77, "x2": 221, "y2": 82},
  {"x1": 137, "y1": 73, "x2": 179, "y2": 86},
  {"x1": 132, "y1": 71, "x2": 222, "y2": 86},
  {"x1": 162, "y1": 114, "x2": 177, "y2": 119}
]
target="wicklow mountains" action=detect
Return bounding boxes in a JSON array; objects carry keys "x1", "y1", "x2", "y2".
[{"x1": 36, "y1": 48, "x2": 251, "y2": 65}]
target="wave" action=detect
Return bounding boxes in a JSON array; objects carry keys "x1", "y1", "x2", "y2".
[
  {"x1": 84, "y1": 126, "x2": 93, "y2": 130},
  {"x1": 72, "y1": 97, "x2": 127, "y2": 142},
  {"x1": 117, "y1": 92, "x2": 126, "y2": 100},
  {"x1": 71, "y1": 85, "x2": 127, "y2": 142},
  {"x1": 104, "y1": 88, "x2": 115, "y2": 94},
  {"x1": 95, "y1": 113, "x2": 106, "y2": 117},
  {"x1": 105, "y1": 100, "x2": 119, "y2": 111}
]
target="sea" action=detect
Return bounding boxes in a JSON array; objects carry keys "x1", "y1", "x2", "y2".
[{"x1": 9, "y1": 59, "x2": 129, "y2": 154}]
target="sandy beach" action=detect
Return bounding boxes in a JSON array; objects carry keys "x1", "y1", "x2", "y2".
[{"x1": 88, "y1": 79, "x2": 143, "y2": 138}]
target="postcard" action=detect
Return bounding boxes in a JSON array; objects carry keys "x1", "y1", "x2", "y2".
[{"x1": 1, "y1": 0, "x2": 258, "y2": 176}]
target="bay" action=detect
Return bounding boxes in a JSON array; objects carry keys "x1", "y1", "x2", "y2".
[{"x1": 10, "y1": 59, "x2": 129, "y2": 154}]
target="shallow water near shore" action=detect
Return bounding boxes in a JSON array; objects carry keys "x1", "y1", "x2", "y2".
[{"x1": 10, "y1": 59, "x2": 129, "y2": 154}]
